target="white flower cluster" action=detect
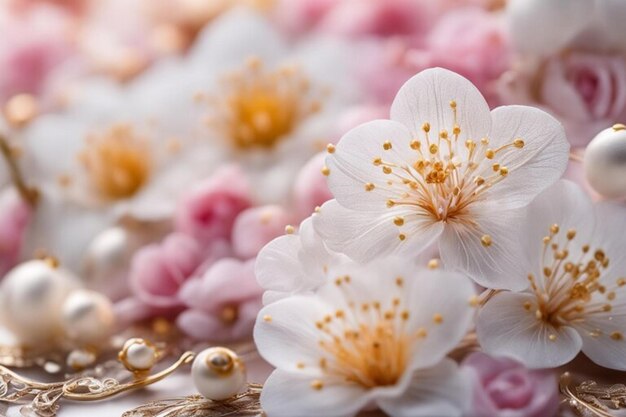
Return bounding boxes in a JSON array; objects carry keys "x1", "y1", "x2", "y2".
[{"x1": 254, "y1": 67, "x2": 626, "y2": 417}]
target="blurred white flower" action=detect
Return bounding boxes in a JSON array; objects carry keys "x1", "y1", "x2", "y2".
[
  {"x1": 507, "y1": 0, "x2": 626, "y2": 55},
  {"x1": 129, "y1": 9, "x2": 361, "y2": 203},
  {"x1": 254, "y1": 257, "x2": 475, "y2": 417},
  {"x1": 314, "y1": 67, "x2": 569, "y2": 290},
  {"x1": 255, "y1": 217, "x2": 349, "y2": 304},
  {"x1": 477, "y1": 180, "x2": 626, "y2": 370}
]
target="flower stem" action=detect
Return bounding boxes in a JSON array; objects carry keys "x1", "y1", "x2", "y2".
[{"x1": 0, "y1": 134, "x2": 38, "y2": 207}]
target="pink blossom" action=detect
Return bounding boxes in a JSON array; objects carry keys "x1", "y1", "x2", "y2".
[
  {"x1": 128, "y1": 233, "x2": 203, "y2": 309},
  {"x1": 427, "y1": 8, "x2": 511, "y2": 104},
  {"x1": 0, "y1": 3, "x2": 77, "y2": 104},
  {"x1": 177, "y1": 258, "x2": 263, "y2": 342},
  {"x1": 0, "y1": 189, "x2": 32, "y2": 277},
  {"x1": 175, "y1": 165, "x2": 252, "y2": 247},
  {"x1": 462, "y1": 352, "x2": 559, "y2": 417},
  {"x1": 499, "y1": 52, "x2": 626, "y2": 147},
  {"x1": 231, "y1": 205, "x2": 293, "y2": 260},
  {"x1": 273, "y1": 0, "x2": 434, "y2": 42}
]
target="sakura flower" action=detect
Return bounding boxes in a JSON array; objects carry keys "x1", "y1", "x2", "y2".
[
  {"x1": 256, "y1": 217, "x2": 348, "y2": 304},
  {"x1": 231, "y1": 205, "x2": 293, "y2": 259},
  {"x1": 137, "y1": 9, "x2": 360, "y2": 203},
  {"x1": 315, "y1": 68, "x2": 569, "y2": 290},
  {"x1": 477, "y1": 180, "x2": 626, "y2": 370},
  {"x1": 292, "y1": 152, "x2": 333, "y2": 219},
  {"x1": 254, "y1": 258, "x2": 475, "y2": 417},
  {"x1": 21, "y1": 78, "x2": 216, "y2": 222}
]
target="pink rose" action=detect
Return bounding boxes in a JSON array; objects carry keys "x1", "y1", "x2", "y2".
[
  {"x1": 129, "y1": 233, "x2": 203, "y2": 309},
  {"x1": 499, "y1": 52, "x2": 626, "y2": 147},
  {"x1": 175, "y1": 165, "x2": 252, "y2": 247},
  {"x1": 0, "y1": 188, "x2": 32, "y2": 277},
  {"x1": 427, "y1": 8, "x2": 511, "y2": 105},
  {"x1": 462, "y1": 352, "x2": 559, "y2": 417},
  {"x1": 177, "y1": 258, "x2": 263, "y2": 342},
  {"x1": 231, "y1": 205, "x2": 293, "y2": 260},
  {"x1": 292, "y1": 153, "x2": 333, "y2": 219}
]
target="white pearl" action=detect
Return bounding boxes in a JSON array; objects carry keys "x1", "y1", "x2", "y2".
[
  {"x1": 0, "y1": 260, "x2": 77, "y2": 345},
  {"x1": 61, "y1": 289, "x2": 115, "y2": 345},
  {"x1": 192, "y1": 347, "x2": 247, "y2": 401},
  {"x1": 67, "y1": 348, "x2": 97, "y2": 370},
  {"x1": 120, "y1": 338, "x2": 158, "y2": 372},
  {"x1": 584, "y1": 125, "x2": 626, "y2": 198},
  {"x1": 83, "y1": 227, "x2": 131, "y2": 298}
]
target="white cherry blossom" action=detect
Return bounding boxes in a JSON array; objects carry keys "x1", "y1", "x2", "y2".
[
  {"x1": 254, "y1": 257, "x2": 475, "y2": 417},
  {"x1": 477, "y1": 180, "x2": 626, "y2": 370},
  {"x1": 315, "y1": 67, "x2": 569, "y2": 290}
]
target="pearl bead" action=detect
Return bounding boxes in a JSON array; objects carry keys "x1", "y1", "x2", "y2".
[
  {"x1": 192, "y1": 347, "x2": 247, "y2": 401},
  {"x1": 0, "y1": 260, "x2": 77, "y2": 345},
  {"x1": 67, "y1": 348, "x2": 97, "y2": 370},
  {"x1": 584, "y1": 125, "x2": 626, "y2": 198},
  {"x1": 119, "y1": 338, "x2": 158, "y2": 372},
  {"x1": 61, "y1": 289, "x2": 115, "y2": 345}
]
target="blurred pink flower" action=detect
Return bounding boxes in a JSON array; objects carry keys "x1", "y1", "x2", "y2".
[
  {"x1": 231, "y1": 205, "x2": 293, "y2": 260},
  {"x1": 0, "y1": 3, "x2": 77, "y2": 103},
  {"x1": 177, "y1": 258, "x2": 263, "y2": 341},
  {"x1": 0, "y1": 189, "x2": 32, "y2": 277},
  {"x1": 274, "y1": 0, "x2": 435, "y2": 42},
  {"x1": 293, "y1": 153, "x2": 333, "y2": 219},
  {"x1": 499, "y1": 52, "x2": 626, "y2": 147},
  {"x1": 175, "y1": 165, "x2": 252, "y2": 247},
  {"x1": 427, "y1": 8, "x2": 510, "y2": 104},
  {"x1": 462, "y1": 352, "x2": 559, "y2": 417},
  {"x1": 129, "y1": 233, "x2": 204, "y2": 309}
]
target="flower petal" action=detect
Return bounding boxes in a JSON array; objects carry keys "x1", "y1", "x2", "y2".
[
  {"x1": 261, "y1": 369, "x2": 368, "y2": 417},
  {"x1": 255, "y1": 233, "x2": 304, "y2": 294},
  {"x1": 477, "y1": 292, "x2": 582, "y2": 368},
  {"x1": 574, "y1": 314, "x2": 626, "y2": 371},
  {"x1": 390, "y1": 68, "x2": 491, "y2": 152},
  {"x1": 254, "y1": 295, "x2": 327, "y2": 375},
  {"x1": 377, "y1": 359, "x2": 470, "y2": 417},
  {"x1": 439, "y1": 203, "x2": 528, "y2": 291},
  {"x1": 403, "y1": 268, "x2": 476, "y2": 369},
  {"x1": 483, "y1": 105, "x2": 569, "y2": 209},
  {"x1": 326, "y1": 119, "x2": 415, "y2": 211},
  {"x1": 314, "y1": 200, "x2": 443, "y2": 263}
]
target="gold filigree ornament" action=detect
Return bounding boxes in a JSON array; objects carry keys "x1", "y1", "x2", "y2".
[
  {"x1": 0, "y1": 338, "x2": 194, "y2": 417},
  {"x1": 560, "y1": 372, "x2": 626, "y2": 416}
]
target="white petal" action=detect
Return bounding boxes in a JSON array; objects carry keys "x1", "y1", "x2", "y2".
[
  {"x1": 326, "y1": 119, "x2": 415, "y2": 211},
  {"x1": 188, "y1": 9, "x2": 286, "y2": 71},
  {"x1": 439, "y1": 203, "x2": 528, "y2": 291},
  {"x1": 506, "y1": 0, "x2": 593, "y2": 55},
  {"x1": 484, "y1": 105, "x2": 569, "y2": 209},
  {"x1": 254, "y1": 296, "x2": 326, "y2": 375},
  {"x1": 377, "y1": 359, "x2": 469, "y2": 417},
  {"x1": 255, "y1": 234, "x2": 305, "y2": 294},
  {"x1": 592, "y1": 202, "x2": 626, "y2": 283},
  {"x1": 403, "y1": 268, "x2": 475, "y2": 369},
  {"x1": 390, "y1": 68, "x2": 491, "y2": 154},
  {"x1": 261, "y1": 370, "x2": 368, "y2": 417},
  {"x1": 313, "y1": 200, "x2": 443, "y2": 263},
  {"x1": 522, "y1": 180, "x2": 594, "y2": 270},
  {"x1": 574, "y1": 315, "x2": 626, "y2": 371},
  {"x1": 477, "y1": 292, "x2": 582, "y2": 368}
]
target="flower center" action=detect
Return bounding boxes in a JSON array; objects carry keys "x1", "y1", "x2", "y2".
[
  {"x1": 203, "y1": 57, "x2": 322, "y2": 151},
  {"x1": 364, "y1": 101, "x2": 525, "y2": 244},
  {"x1": 305, "y1": 276, "x2": 424, "y2": 390},
  {"x1": 526, "y1": 224, "x2": 624, "y2": 340},
  {"x1": 79, "y1": 124, "x2": 152, "y2": 201}
]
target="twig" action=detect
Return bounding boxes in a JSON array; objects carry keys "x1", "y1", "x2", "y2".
[{"x1": 0, "y1": 134, "x2": 38, "y2": 206}]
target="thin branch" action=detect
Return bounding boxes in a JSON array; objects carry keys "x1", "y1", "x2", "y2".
[{"x1": 0, "y1": 134, "x2": 38, "y2": 207}]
